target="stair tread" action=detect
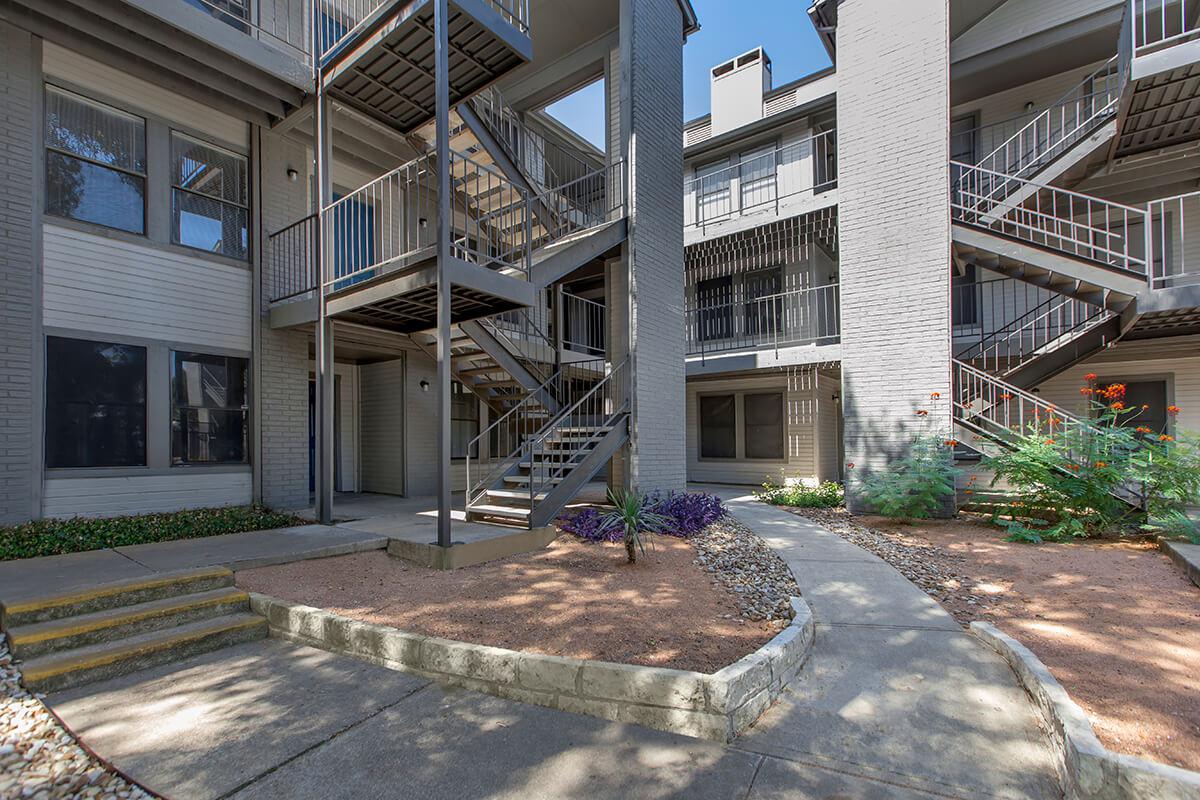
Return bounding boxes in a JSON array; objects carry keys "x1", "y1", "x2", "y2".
[
  {"x1": 7, "y1": 587, "x2": 248, "y2": 646},
  {"x1": 2, "y1": 566, "x2": 234, "y2": 622},
  {"x1": 18, "y1": 613, "x2": 266, "y2": 683},
  {"x1": 485, "y1": 489, "x2": 550, "y2": 501},
  {"x1": 468, "y1": 504, "x2": 533, "y2": 517}
]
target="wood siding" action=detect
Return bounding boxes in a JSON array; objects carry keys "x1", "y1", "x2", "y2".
[
  {"x1": 359, "y1": 359, "x2": 406, "y2": 496},
  {"x1": 43, "y1": 472, "x2": 252, "y2": 518}
]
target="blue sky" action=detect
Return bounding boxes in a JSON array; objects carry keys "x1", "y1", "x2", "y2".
[{"x1": 546, "y1": 0, "x2": 832, "y2": 149}]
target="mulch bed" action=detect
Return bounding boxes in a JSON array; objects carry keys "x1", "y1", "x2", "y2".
[
  {"x1": 237, "y1": 528, "x2": 788, "y2": 674},
  {"x1": 787, "y1": 506, "x2": 1200, "y2": 773}
]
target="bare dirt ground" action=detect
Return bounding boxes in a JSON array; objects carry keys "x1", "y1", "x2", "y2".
[
  {"x1": 793, "y1": 507, "x2": 1200, "y2": 772},
  {"x1": 237, "y1": 534, "x2": 778, "y2": 673}
]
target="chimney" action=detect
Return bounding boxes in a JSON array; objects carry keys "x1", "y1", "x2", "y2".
[{"x1": 710, "y1": 47, "x2": 772, "y2": 137}]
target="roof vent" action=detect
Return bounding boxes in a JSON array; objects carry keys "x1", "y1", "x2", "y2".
[{"x1": 710, "y1": 47, "x2": 772, "y2": 137}]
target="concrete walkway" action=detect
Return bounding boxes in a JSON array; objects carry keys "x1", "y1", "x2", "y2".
[{"x1": 37, "y1": 493, "x2": 1063, "y2": 799}]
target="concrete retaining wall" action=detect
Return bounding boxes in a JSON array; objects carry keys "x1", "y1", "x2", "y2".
[
  {"x1": 249, "y1": 593, "x2": 815, "y2": 742},
  {"x1": 971, "y1": 622, "x2": 1200, "y2": 800}
]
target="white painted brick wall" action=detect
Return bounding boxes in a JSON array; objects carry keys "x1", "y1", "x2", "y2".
[{"x1": 836, "y1": 0, "x2": 953, "y2": 510}]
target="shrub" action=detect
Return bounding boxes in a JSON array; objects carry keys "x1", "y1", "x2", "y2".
[
  {"x1": 857, "y1": 434, "x2": 959, "y2": 522},
  {"x1": 757, "y1": 478, "x2": 844, "y2": 508},
  {"x1": 646, "y1": 491, "x2": 726, "y2": 536},
  {"x1": 985, "y1": 380, "x2": 1200, "y2": 543},
  {"x1": 596, "y1": 489, "x2": 673, "y2": 563},
  {"x1": 0, "y1": 505, "x2": 307, "y2": 561},
  {"x1": 557, "y1": 507, "x2": 615, "y2": 542}
]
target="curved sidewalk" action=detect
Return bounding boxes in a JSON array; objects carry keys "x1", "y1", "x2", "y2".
[{"x1": 713, "y1": 487, "x2": 1062, "y2": 799}]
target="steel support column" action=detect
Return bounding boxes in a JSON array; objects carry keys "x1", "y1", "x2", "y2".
[
  {"x1": 314, "y1": 52, "x2": 335, "y2": 525},
  {"x1": 434, "y1": 0, "x2": 453, "y2": 548}
]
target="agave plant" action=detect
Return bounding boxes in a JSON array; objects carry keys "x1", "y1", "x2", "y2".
[{"x1": 596, "y1": 489, "x2": 672, "y2": 563}]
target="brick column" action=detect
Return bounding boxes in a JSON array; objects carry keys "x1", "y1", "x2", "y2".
[{"x1": 836, "y1": 0, "x2": 953, "y2": 512}]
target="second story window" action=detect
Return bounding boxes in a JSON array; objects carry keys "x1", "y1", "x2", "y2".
[
  {"x1": 183, "y1": 0, "x2": 251, "y2": 34},
  {"x1": 171, "y1": 132, "x2": 249, "y2": 260},
  {"x1": 45, "y1": 86, "x2": 147, "y2": 234},
  {"x1": 739, "y1": 145, "x2": 777, "y2": 213}
]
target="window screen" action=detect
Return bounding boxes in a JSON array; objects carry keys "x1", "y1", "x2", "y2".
[
  {"x1": 739, "y1": 145, "x2": 777, "y2": 212},
  {"x1": 171, "y1": 132, "x2": 249, "y2": 259},
  {"x1": 45, "y1": 86, "x2": 146, "y2": 234},
  {"x1": 696, "y1": 275, "x2": 734, "y2": 342},
  {"x1": 45, "y1": 337, "x2": 147, "y2": 468},
  {"x1": 451, "y1": 381, "x2": 479, "y2": 459},
  {"x1": 744, "y1": 392, "x2": 785, "y2": 460},
  {"x1": 699, "y1": 394, "x2": 736, "y2": 459},
  {"x1": 695, "y1": 159, "x2": 732, "y2": 223},
  {"x1": 171, "y1": 351, "x2": 249, "y2": 464}
]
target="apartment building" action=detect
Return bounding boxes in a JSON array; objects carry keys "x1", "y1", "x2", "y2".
[{"x1": 0, "y1": 0, "x2": 700, "y2": 540}]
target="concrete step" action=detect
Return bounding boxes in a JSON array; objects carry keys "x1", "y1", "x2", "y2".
[
  {"x1": 467, "y1": 504, "x2": 532, "y2": 520},
  {"x1": 1, "y1": 566, "x2": 235, "y2": 629},
  {"x1": 6, "y1": 587, "x2": 251, "y2": 660},
  {"x1": 18, "y1": 613, "x2": 267, "y2": 694}
]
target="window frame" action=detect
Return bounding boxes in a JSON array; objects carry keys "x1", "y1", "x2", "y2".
[
  {"x1": 450, "y1": 380, "x2": 481, "y2": 461},
  {"x1": 44, "y1": 84, "x2": 149, "y2": 236},
  {"x1": 1095, "y1": 375, "x2": 1175, "y2": 437},
  {"x1": 737, "y1": 143, "x2": 779, "y2": 213},
  {"x1": 698, "y1": 392, "x2": 738, "y2": 461},
  {"x1": 44, "y1": 335, "x2": 150, "y2": 470},
  {"x1": 169, "y1": 350, "x2": 251, "y2": 466},
  {"x1": 169, "y1": 130, "x2": 251, "y2": 261}
]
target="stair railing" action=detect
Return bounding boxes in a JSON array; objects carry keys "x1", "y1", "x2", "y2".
[
  {"x1": 523, "y1": 357, "x2": 631, "y2": 512},
  {"x1": 465, "y1": 357, "x2": 607, "y2": 510},
  {"x1": 951, "y1": 161, "x2": 1149, "y2": 274},
  {"x1": 971, "y1": 56, "x2": 1124, "y2": 196},
  {"x1": 955, "y1": 294, "x2": 1112, "y2": 375},
  {"x1": 529, "y1": 160, "x2": 628, "y2": 250},
  {"x1": 478, "y1": 303, "x2": 557, "y2": 385},
  {"x1": 266, "y1": 213, "x2": 317, "y2": 302}
]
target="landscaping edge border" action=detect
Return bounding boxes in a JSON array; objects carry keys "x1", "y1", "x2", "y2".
[
  {"x1": 970, "y1": 621, "x2": 1200, "y2": 800},
  {"x1": 248, "y1": 592, "x2": 815, "y2": 742}
]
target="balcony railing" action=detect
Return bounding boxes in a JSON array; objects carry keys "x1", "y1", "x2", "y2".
[
  {"x1": 1148, "y1": 191, "x2": 1200, "y2": 288},
  {"x1": 562, "y1": 293, "x2": 606, "y2": 356},
  {"x1": 181, "y1": 0, "x2": 531, "y2": 65},
  {"x1": 685, "y1": 283, "x2": 840, "y2": 359},
  {"x1": 685, "y1": 130, "x2": 836, "y2": 229},
  {"x1": 1132, "y1": 0, "x2": 1200, "y2": 56},
  {"x1": 266, "y1": 149, "x2": 530, "y2": 303},
  {"x1": 531, "y1": 160, "x2": 627, "y2": 250}
]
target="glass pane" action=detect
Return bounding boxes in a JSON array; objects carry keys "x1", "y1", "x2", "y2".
[
  {"x1": 173, "y1": 190, "x2": 248, "y2": 259},
  {"x1": 699, "y1": 394, "x2": 736, "y2": 459},
  {"x1": 172, "y1": 408, "x2": 248, "y2": 464},
  {"x1": 172, "y1": 352, "x2": 248, "y2": 409},
  {"x1": 451, "y1": 382, "x2": 479, "y2": 459},
  {"x1": 46, "y1": 87, "x2": 146, "y2": 172},
  {"x1": 697, "y1": 276, "x2": 733, "y2": 341},
  {"x1": 172, "y1": 133, "x2": 248, "y2": 206},
  {"x1": 739, "y1": 148, "x2": 777, "y2": 211},
  {"x1": 45, "y1": 337, "x2": 146, "y2": 468},
  {"x1": 744, "y1": 392, "x2": 785, "y2": 460},
  {"x1": 182, "y1": 0, "x2": 251, "y2": 33},
  {"x1": 46, "y1": 152, "x2": 145, "y2": 234}
]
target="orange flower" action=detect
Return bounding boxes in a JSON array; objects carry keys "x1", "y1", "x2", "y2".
[
  {"x1": 1044, "y1": 438, "x2": 1056, "y2": 445},
  {"x1": 1068, "y1": 463, "x2": 1080, "y2": 471},
  {"x1": 1099, "y1": 383, "x2": 1127, "y2": 401},
  {"x1": 1159, "y1": 435, "x2": 1175, "y2": 443},
  {"x1": 930, "y1": 392, "x2": 941, "y2": 400},
  {"x1": 1111, "y1": 401, "x2": 1125, "y2": 411},
  {"x1": 1084, "y1": 373, "x2": 1098, "y2": 382},
  {"x1": 1080, "y1": 387, "x2": 1094, "y2": 395},
  {"x1": 1143, "y1": 404, "x2": 1150, "y2": 410},
  {"x1": 1167, "y1": 405, "x2": 1181, "y2": 416},
  {"x1": 999, "y1": 393, "x2": 1013, "y2": 400},
  {"x1": 964, "y1": 490, "x2": 974, "y2": 495},
  {"x1": 846, "y1": 462, "x2": 855, "y2": 469},
  {"x1": 915, "y1": 409, "x2": 929, "y2": 417},
  {"x1": 944, "y1": 439, "x2": 959, "y2": 447},
  {"x1": 1095, "y1": 461, "x2": 1107, "y2": 468},
  {"x1": 1136, "y1": 426, "x2": 1153, "y2": 434}
]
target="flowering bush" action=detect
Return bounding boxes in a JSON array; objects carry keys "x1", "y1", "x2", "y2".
[
  {"x1": 986, "y1": 379, "x2": 1200, "y2": 543},
  {"x1": 856, "y1": 434, "x2": 959, "y2": 521},
  {"x1": 757, "y1": 477, "x2": 844, "y2": 508},
  {"x1": 558, "y1": 491, "x2": 726, "y2": 542}
]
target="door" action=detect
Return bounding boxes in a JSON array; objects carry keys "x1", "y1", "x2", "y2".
[{"x1": 359, "y1": 359, "x2": 406, "y2": 495}]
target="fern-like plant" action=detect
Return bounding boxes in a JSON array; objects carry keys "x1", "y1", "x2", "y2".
[
  {"x1": 596, "y1": 489, "x2": 672, "y2": 563},
  {"x1": 857, "y1": 435, "x2": 958, "y2": 522}
]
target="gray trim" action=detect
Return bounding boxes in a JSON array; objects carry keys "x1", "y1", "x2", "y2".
[
  {"x1": 30, "y1": 33, "x2": 45, "y2": 520},
  {"x1": 251, "y1": 124, "x2": 264, "y2": 504},
  {"x1": 684, "y1": 96, "x2": 836, "y2": 160},
  {"x1": 46, "y1": 465, "x2": 252, "y2": 479},
  {"x1": 43, "y1": 215, "x2": 252, "y2": 272},
  {"x1": 41, "y1": 326, "x2": 252, "y2": 359}
]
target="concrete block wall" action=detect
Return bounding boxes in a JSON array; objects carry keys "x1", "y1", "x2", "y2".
[
  {"x1": 0, "y1": 22, "x2": 39, "y2": 525},
  {"x1": 619, "y1": 0, "x2": 688, "y2": 493},
  {"x1": 257, "y1": 130, "x2": 312, "y2": 511},
  {"x1": 836, "y1": 0, "x2": 953, "y2": 510}
]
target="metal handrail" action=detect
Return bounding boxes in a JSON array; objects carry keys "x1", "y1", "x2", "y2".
[
  {"x1": 685, "y1": 130, "x2": 837, "y2": 229},
  {"x1": 266, "y1": 213, "x2": 317, "y2": 302},
  {"x1": 951, "y1": 161, "x2": 1149, "y2": 274},
  {"x1": 562, "y1": 293, "x2": 606, "y2": 356},
  {"x1": 1132, "y1": 0, "x2": 1200, "y2": 55},
  {"x1": 1147, "y1": 190, "x2": 1200, "y2": 289},
  {"x1": 956, "y1": 294, "x2": 1112, "y2": 375},
  {"x1": 529, "y1": 160, "x2": 627, "y2": 249},
  {"x1": 183, "y1": 0, "x2": 310, "y2": 62},
  {"x1": 685, "y1": 283, "x2": 841, "y2": 359},
  {"x1": 321, "y1": 0, "x2": 531, "y2": 63}
]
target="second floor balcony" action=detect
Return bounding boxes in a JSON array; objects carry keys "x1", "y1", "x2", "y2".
[
  {"x1": 685, "y1": 283, "x2": 840, "y2": 362},
  {"x1": 684, "y1": 130, "x2": 836, "y2": 240}
]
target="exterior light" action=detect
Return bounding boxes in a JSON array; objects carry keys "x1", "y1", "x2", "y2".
[
  {"x1": 286, "y1": 167, "x2": 299, "y2": 182},
  {"x1": 420, "y1": 380, "x2": 430, "y2": 392}
]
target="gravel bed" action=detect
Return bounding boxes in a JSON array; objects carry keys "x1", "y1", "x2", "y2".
[
  {"x1": 783, "y1": 507, "x2": 995, "y2": 618},
  {"x1": 0, "y1": 641, "x2": 153, "y2": 800},
  {"x1": 692, "y1": 515, "x2": 801, "y2": 625}
]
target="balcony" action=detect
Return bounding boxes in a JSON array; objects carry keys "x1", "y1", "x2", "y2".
[
  {"x1": 1130, "y1": 0, "x2": 1200, "y2": 76},
  {"x1": 265, "y1": 149, "x2": 537, "y2": 332},
  {"x1": 684, "y1": 130, "x2": 836, "y2": 242},
  {"x1": 685, "y1": 283, "x2": 840, "y2": 367}
]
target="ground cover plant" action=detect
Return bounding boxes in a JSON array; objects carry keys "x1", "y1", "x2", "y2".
[
  {"x1": 0, "y1": 506, "x2": 307, "y2": 560},
  {"x1": 757, "y1": 478, "x2": 844, "y2": 508},
  {"x1": 558, "y1": 490, "x2": 728, "y2": 553},
  {"x1": 983, "y1": 377, "x2": 1200, "y2": 543}
]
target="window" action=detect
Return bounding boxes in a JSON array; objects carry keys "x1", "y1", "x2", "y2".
[
  {"x1": 45, "y1": 86, "x2": 146, "y2": 234},
  {"x1": 451, "y1": 382, "x2": 480, "y2": 459},
  {"x1": 952, "y1": 265, "x2": 979, "y2": 328},
  {"x1": 171, "y1": 352, "x2": 249, "y2": 464},
  {"x1": 699, "y1": 394, "x2": 736, "y2": 459},
  {"x1": 1104, "y1": 379, "x2": 1169, "y2": 437},
  {"x1": 182, "y1": 0, "x2": 251, "y2": 33},
  {"x1": 696, "y1": 275, "x2": 734, "y2": 341},
  {"x1": 744, "y1": 392, "x2": 785, "y2": 460},
  {"x1": 45, "y1": 337, "x2": 147, "y2": 468},
  {"x1": 171, "y1": 132, "x2": 249, "y2": 259},
  {"x1": 739, "y1": 145, "x2": 777, "y2": 212},
  {"x1": 695, "y1": 159, "x2": 731, "y2": 223}
]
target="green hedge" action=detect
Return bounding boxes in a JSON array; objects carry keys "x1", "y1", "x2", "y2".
[{"x1": 0, "y1": 506, "x2": 307, "y2": 561}]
